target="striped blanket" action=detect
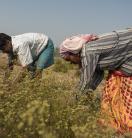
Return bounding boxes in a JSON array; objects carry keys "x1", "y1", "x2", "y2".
[{"x1": 80, "y1": 28, "x2": 132, "y2": 91}]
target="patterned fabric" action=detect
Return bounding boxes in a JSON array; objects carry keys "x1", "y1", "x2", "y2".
[
  {"x1": 80, "y1": 28, "x2": 132, "y2": 91},
  {"x1": 101, "y1": 72, "x2": 132, "y2": 133}
]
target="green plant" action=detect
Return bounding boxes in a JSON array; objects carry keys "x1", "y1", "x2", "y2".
[
  {"x1": 0, "y1": 58, "x2": 126, "y2": 138},
  {"x1": 53, "y1": 58, "x2": 75, "y2": 73}
]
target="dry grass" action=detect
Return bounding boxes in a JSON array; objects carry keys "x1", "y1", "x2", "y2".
[{"x1": 0, "y1": 55, "x2": 118, "y2": 138}]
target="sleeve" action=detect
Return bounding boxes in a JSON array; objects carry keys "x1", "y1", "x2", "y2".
[
  {"x1": 79, "y1": 48, "x2": 100, "y2": 91},
  {"x1": 88, "y1": 68, "x2": 104, "y2": 90},
  {"x1": 18, "y1": 42, "x2": 33, "y2": 67}
]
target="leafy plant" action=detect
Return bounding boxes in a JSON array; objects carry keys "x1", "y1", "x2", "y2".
[{"x1": 0, "y1": 57, "x2": 129, "y2": 138}]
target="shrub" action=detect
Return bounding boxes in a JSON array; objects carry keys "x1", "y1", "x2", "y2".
[
  {"x1": 52, "y1": 58, "x2": 74, "y2": 73},
  {"x1": 0, "y1": 59, "x2": 126, "y2": 138}
]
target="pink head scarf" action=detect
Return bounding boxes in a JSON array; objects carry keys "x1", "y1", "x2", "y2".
[{"x1": 59, "y1": 34, "x2": 97, "y2": 58}]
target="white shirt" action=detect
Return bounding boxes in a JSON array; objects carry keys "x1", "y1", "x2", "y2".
[{"x1": 12, "y1": 33, "x2": 48, "y2": 67}]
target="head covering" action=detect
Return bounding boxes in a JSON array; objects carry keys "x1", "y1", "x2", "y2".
[{"x1": 59, "y1": 34, "x2": 97, "y2": 58}]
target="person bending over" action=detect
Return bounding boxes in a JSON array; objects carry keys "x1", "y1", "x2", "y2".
[{"x1": 0, "y1": 33, "x2": 54, "y2": 79}]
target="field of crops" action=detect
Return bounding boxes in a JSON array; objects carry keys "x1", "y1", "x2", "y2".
[{"x1": 0, "y1": 54, "x2": 124, "y2": 138}]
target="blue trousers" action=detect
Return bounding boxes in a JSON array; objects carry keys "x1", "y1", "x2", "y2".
[{"x1": 36, "y1": 38, "x2": 54, "y2": 70}]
